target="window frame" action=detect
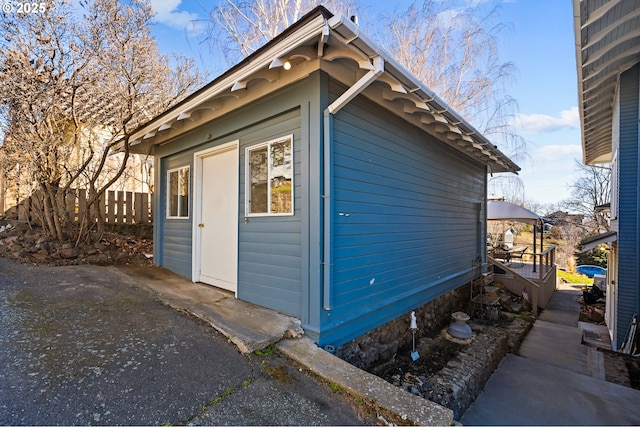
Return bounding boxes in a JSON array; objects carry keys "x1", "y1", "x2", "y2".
[
  {"x1": 166, "y1": 165, "x2": 190, "y2": 219},
  {"x1": 245, "y1": 135, "x2": 294, "y2": 217}
]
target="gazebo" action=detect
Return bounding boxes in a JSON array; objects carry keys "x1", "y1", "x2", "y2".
[
  {"x1": 486, "y1": 200, "x2": 557, "y2": 314},
  {"x1": 487, "y1": 200, "x2": 544, "y2": 272}
]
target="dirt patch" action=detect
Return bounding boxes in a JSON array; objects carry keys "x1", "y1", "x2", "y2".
[
  {"x1": 579, "y1": 292, "x2": 640, "y2": 390},
  {"x1": 366, "y1": 317, "x2": 525, "y2": 420},
  {"x1": 368, "y1": 333, "x2": 466, "y2": 386},
  {"x1": 0, "y1": 220, "x2": 153, "y2": 268}
]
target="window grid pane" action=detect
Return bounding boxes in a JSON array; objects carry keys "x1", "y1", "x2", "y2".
[
  {"x1": 269, "y1": 140, "x2": 292, "y2": 214},
  {"x1": 249, "y1": 147, "x2": 268, "y2": 214},
  {"x1": 247, "y1": 136, "x2": 293, "y2": 216},
  {"x1": 169, "y1": 170, "x2": 178, "y2": 217},
  {"x1": 167, "y1": 166, "x2": 189, "y2": 218}
]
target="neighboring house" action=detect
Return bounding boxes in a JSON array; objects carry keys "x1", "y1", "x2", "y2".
[
  {"x1": 544, "y1": 211, "x2": 584, "y2": 227},
  {"x1": 129, "y1": 7, "x2": 519, "y2": 347},
  {"x1": 1, "y1": 122, "x2": 153, "y2": 219},
  {"x1": 573, "y1": 0, "x2": 640, "y2": 351}
]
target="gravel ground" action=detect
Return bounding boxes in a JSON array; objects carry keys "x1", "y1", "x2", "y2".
[{"x1": 0, "y1": 258, "x2": 378, "y2": 425}]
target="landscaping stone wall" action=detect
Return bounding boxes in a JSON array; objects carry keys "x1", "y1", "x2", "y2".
[
  {"x1": 422, "y1": 326, "x2": 508, "y2": 420},
  {"x1": 335, "y1": 285, "x2": 470, "y2": 370}
]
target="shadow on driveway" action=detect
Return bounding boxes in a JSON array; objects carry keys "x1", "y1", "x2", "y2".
[{"x1": 0, "y1": 258, "x2": 377, "y2": 425}]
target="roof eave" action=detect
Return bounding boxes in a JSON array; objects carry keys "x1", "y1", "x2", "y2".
[{"x1": 128, "y1": 8, "x2": 519, "y2": 174}]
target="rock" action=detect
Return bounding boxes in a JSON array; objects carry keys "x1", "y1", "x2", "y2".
[
  {"x1": 11, "y1": 244, "x2": 23, "y2": 253},
  {"x1": 86, "y1": 254, "x2": 109, "y2": 264},
  {"x1": 59, "y1": 247, "x2": 79, "y2": 259},
  {"x1": 94, "y1": 242, "x2": 107, "y2": 252},
  {"x1": 5, "y1": 235, "x2": 20, "y2": 244},
  {"x1": 32, "y1": 249, "x2": 49, "y2": 260},
  {"x1": 284, "y1": 327, "x2": 304, "y2": 339},
  {"x1": 418, "y1": 337, "x2": 436, "y2": 353},
  {"x1": 36, "y1": 242, "x2": 51, "y2": 252}
]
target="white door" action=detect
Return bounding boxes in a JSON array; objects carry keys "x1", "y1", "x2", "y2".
[{"x1": 197, "y1": 146, "x2": 238, "y2": 292}]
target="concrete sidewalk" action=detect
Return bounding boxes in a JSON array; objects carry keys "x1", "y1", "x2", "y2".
[
  {"x1": 116, "y1": 265, "x2": 455, "y2": 426},
  {"x1": 461, "y1": 283, "x2": 640, "y2": 425}
]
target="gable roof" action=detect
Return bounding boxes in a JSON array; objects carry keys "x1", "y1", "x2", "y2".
[
  {"x1": 130, "y1": 6, "x2": 519, "y2": 173},
  {"x1": 573, "y1": 0, "x2": 640, "y2": 164}
]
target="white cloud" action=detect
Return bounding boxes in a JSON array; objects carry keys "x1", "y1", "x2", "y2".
[
  {"x1": 513, "y1": 107, "x2": 580, "y2": 135},
  {"x1": 516, "y1": 144, "x2": 583, "y2": 204},
  {"x1": 535, "y1": 144, "x2": 582, "y2": 162},
  {"x1": 149, "y1": 0, "x2": 204, "y2": 34}
]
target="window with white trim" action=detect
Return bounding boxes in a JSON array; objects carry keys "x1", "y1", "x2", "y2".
[
  {"x1": 167, "y1": 166, "x2": 190, "y2": 218},
  {"x1": 246, "y1": 135, "x2": 293, "y2": 216}
]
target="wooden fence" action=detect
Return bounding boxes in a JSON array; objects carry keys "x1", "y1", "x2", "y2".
[{"x1": 7, "y1": 189, "x2": 153, "y2": 225}]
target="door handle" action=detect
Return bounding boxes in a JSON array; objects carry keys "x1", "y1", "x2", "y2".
[{"x1": 199, "y1": 223, "x2": 205, "y2": 228}]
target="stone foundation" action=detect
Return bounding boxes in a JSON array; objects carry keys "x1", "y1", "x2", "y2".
[
  {"x1": 422, "y1": 326, "x2": 508, "y2": 420},
  {"x1": 335, "y1": 285, "x2": 470, "y2": 370}
]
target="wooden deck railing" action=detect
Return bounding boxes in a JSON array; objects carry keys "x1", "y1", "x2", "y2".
[
  {"x1": 534, "y1": 245, "x2": 557, "y2": 280},
  {"x1": 488, "y1": 245, "x2": 558, "y2": 314},
  {"x1": 487, "y1": 256, "x2": 541, "y2": 317}
]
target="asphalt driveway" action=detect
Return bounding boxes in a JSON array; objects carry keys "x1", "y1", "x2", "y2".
[{"x1": 0, "y1": 258, "x2": 377, "y2": 425}]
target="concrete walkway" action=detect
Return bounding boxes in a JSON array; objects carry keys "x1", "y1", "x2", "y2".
[
  {"x1": 461, "y1": 283, "x2": 640, "y2": 426},
  {"x1": 117, "y1": 265, "x2": 454, "y2": 426}
]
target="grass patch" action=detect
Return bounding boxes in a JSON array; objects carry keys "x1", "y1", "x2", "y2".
[
  {"x1": 254, "y1": 346, "x2": 277, "y2": 357},
  {"x1": 558, "y1": 269, "x2": 593, "y2": 284},
  {"x1": 208, "y1": 387, "x2": 236, "y2": 406},
  {"x1": 262, "y1": 361, "x2": 295, "y2": 384},
  {"x1": 329, "y1": 382, "x2": 345, "y2": 394}
]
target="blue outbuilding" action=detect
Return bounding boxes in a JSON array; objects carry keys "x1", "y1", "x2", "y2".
[{"x1": 129, "y1": 7, "x2": 519, "y2": 348}]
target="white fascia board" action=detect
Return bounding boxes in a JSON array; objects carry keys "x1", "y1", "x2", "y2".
[{"x1": 130, "y1": 14, "x2": 328, "y2": 144}]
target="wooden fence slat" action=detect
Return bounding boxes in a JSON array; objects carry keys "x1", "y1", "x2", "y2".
[
  {"x1": 141, "y1": 192, "x2": 149, "y2": 224},
  {"x1": 98, "y1": 192, "x2": 106, "y2": 221},
  {"x1": 116, "y1": 191, "x2": 124, "y2": 224},
  {"x1": 125, "y1": 191, "x2": 133, "y2": 224},
  {"x1": 107, "y1": 191, "x2": 115, "y2": 223},
  {"x1": 134, "y1": 193, "x2": 142, "y2": 224},
  {"x1": 11, "y1": 188, "x2": 151, "y2": 226}
]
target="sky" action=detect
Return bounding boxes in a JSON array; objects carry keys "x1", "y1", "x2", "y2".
[{"x1": 146, "y1": 0, "x2": 582, "y2": 210}]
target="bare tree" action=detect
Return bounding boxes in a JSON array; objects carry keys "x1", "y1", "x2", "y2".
[
  {"x1": 381, "y1": 1, "x2": 527, "y2": 200},
  {"x1": 204, "y1": 0, "x2": 526, "y2": 200},
  {"x1": 0, "y1": 0, "x2": 201, "y2": 244},
  {"x1": 563, "y1": 161, "x2": 611, "y2": 234},
  {"x1": 204, "y1": 0, "x2": 359, "y2": 66}
]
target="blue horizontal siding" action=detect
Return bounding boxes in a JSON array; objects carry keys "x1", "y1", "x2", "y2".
[
  {"x1": 156, "y1": 83, "x2": 309, "y2": 318},
  {"x1": 161, "y1": 219, "x2": 192, "y2": 279},
  {"x1": 237, "y1": 108, "x2": 303, "y2": 317},
  {"x1": 616, "y1": 64, "x2": 640, "y2": 347},
  {"x1": 320, "y1": 82, "x2": 486, "y2": 347}
]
